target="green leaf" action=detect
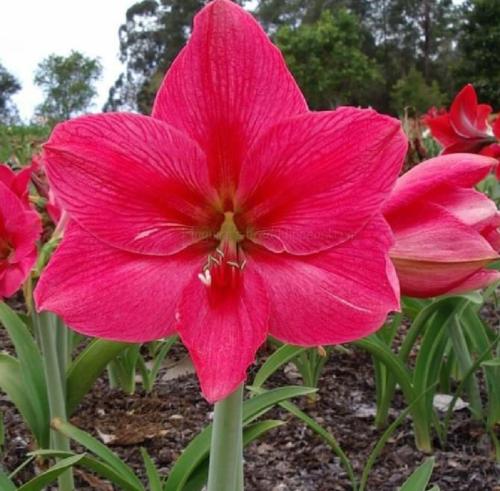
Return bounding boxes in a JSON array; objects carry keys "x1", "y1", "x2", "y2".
[
  {"x1": 164, "y1": 386, "x2": 315, "y2": 491},
  {"x1": 0, "y1": 354, "x2": 41, "y2": 445},
  {"x1": 359, "y1": 385, "x2": 438, "y2": 491},
  {"x1": 253, "y1": 344, "x2": 306, "y2": 389},
  {"x1": 481, "y1": 358, "x2": 500, "y2": 367},
  {"x1": 399, "y1": 457, "x2": 435, "y2": 491},
  {"x1": 141, "y1": 448, "x2": 162, "y2": 491},
  {"x1": 460, "y1": 306, "x2": 500, "y2": 427},
  {"x1": 0, "y1": 471, "x2": 16, "y2": 491},
  {"x1": 66, "y1": 339, "x2": 130, "y2": 414},
  {"x1": 30, "y1": 450, "x2": 143, "y2": 491},
  {"x1": 52, "y1": 418, "x2": 144, "y2": 490},
  {"x1": 18, "y1": 455, "x2": 84, "y2": 491},
  {"x1": 0, "y1": 304, "x2": 49, "y2": 446},
  {"x1": 249, "y1": 386, "x2": 357, "y2": 490}
]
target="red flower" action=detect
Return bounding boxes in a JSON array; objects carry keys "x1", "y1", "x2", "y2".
[
  {"x1": 35, "y1": 0, "x2": 406, "y2": 402},
  {"x1": 0, "y1": 165, "x2": 41, "y2": 298},
  {"x1": 384, "y1": 154, "x2": 500, "y2": 298},
  {"x1": 0, "y1": 163, "x2": 33, "y2": 205},
  {"x1": 423, "y1": 84, "x2": 498, "y2": 155}
]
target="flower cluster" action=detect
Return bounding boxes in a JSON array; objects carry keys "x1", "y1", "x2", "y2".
[
  {"x1": 0, "y1": 163, "x2": 41, "y2": 298},
  {"x1": 423, "y1": 84, "x2": 500, "y2": 172}
]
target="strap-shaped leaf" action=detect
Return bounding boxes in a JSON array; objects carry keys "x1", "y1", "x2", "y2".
[
  {"x1": 66, "y1": 339, "x2": 130, "y2": 414},
  {"x1": 18, "y1": 455, "x2": 84, "y2": 491},
  {"x1": 164, "y1": 385, "x2": 315, "y2": 491},
  {"x1": 52, "y1": 418, "x2": 144, "y2": 490},
  {"x1": 399, "y1": 457, "x2": 436, "y2": 491},
  {"x1": 141, "y1": 448, "x2": 162, "y2": 491},
  {"x1": 0, "y1": 304, "x2": 49, "y2": 446},
  {"x1": 0, "y1": 354, "x2": 43, "y2": 446},
  {"x1": 252, "y1": 344, "x2": 306, "y2": 389}
]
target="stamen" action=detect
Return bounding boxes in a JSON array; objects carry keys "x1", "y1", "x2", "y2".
[{"x1": 198, "y1": 269, "x2": 212, "y2": 286}]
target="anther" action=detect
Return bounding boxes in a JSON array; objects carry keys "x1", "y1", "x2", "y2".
[{"x1": 198, "y1": 269, "x2": 212, "y2": 286}]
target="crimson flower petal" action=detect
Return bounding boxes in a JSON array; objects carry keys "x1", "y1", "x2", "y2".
[
  {"x1": 475, "y1": 104, "x2": 493, "y2": 131},
  {"x1": 388, "y1": 203, "x2": 498, "y2": 297},
  {"x1": 384, "y1": 154, "x2": 496, "y2": 216},
  {"x1": 493, "y1": 117, "x2": 500, "y2": 140},
  {"x1": 0, "y1": 163, "x2": 33, "y2": 204},
  {"x1": 177, "y1": 265, "x2": 269, "y2": 402},
  {"x1": 43, "y1": 113, "x2": 218, "y2": 255},
  {"x1": 249, "y1": 216, "x2": 399, "y2": 345},
  {"x1": 236, "y1": 108, "x2": 406, "y2": 254},
  {"x1": 446, "y1": 270, "x2": 500, "y2": 295},
  {"x1": 449, "y1": 84, "x2": 491, "y2": 139},
  {"x1": 430, "y1": 187, "x2": 498, "y2": 231},
  {"x1": 0, "y1": 182, "x2": 41, "y2": 298},
  {"x1": 35, "y1": 222, "x2": 208, "y2": 342},
  {"x1": 422, "y1": 113, "x2": 457, "y2": 148},
  {"x1": 152, "y1": 0, "x2": 307, "y2": 191}
]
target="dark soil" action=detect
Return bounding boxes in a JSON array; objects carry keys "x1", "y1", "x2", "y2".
[{"x1": 1, "y1": 309, "x2": 499, "y2": 490}]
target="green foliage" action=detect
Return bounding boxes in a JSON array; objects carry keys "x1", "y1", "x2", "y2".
[
  {"x1": 455, "y1": 0, "x2": 500, "y2": 106},
  {"x1": 0, "y1": 304, "x2": 129, "y2": 448},
  {"x1": 0, "y1": 63, "x2": 21, "y2": 124},
  {"x1": 34, "y1": 51, "x2": 102, "y2": 124},
  {"x1": 365, "y1": 290, "x2": 500, "y2": 454},
  {"x1": 390, "y1": 67, "x2": 446, "y2": 116},
  {"x1": 275, "y1": 9, "x2": 381, "y2": 108},
  {"x1": 0, "y1": 124, "x2": 49, "y2": 165},
  {"x1": 29, "y1": 387, "x2": 313, "y2": 491},
  {"x1": 256, "y1": 0, "x2": 373, "y2": 30}
]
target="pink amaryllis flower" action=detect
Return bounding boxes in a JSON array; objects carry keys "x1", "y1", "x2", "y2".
[
  {"x1": 35, "y1": 0, "x2": 406, "y2": 402},
  {"x1": 0, "y1": 178, "x2": 41, "y2": 299},
  {"x1": 423, "y1": 84, "x2": 499, "y2": 156},
  {"x1": 384, "y1": 154, "x2": 500, "y2": 298},
  {"x1": 0, "y1": 162, "x2": 33, "y2": 205}
]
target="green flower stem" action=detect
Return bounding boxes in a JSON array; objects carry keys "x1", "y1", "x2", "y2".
[
  {"x1": 35, "y1": 312, "x2": 75, "y2": 491},
  {"x1": 207, "y1": 384, "x2": 244, "y2": 491}
]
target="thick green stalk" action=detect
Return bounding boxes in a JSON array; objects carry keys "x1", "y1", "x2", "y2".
[
  {"x1": 207, "y1": 385, "x2": 244, "y2": 491},
  {"x1": 35, "y1": 312, "x2": 75, "y2": 491},
  {"x1": 447, "y1": 317, "x2": 483, "y2": 419}
]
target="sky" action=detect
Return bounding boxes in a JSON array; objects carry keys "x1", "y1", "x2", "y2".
[{"x1": 0, "y1": 0, "x2": 137, "y2": 122}]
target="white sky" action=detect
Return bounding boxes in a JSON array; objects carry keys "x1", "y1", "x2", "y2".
[{"x1": 0, "y1": 0, "x2": 137, "y2": 122}]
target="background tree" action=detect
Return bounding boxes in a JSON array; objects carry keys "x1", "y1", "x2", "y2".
[
  {"x1": 390, "y1": 67, "x2": 446, "y2": 116},
  {"x1": 258, "y1": 0, "x2": 458, "y2": 112},
  {"x1": 106, "y1": 0, "x2": 494, "y2": 115},
  {"x1": 34, "y1": 51, "x2": 102, "y2": 124},
  {"x1": 276, "y1": 9, "x2": 381, "y2": 109},
  {"x1": 256, "y1": 0, "x2": 373, "y2": 31},
  {"x1": 0, "y1": 62, "x2": 21, "y2": 124},
  {"x1": 106, "y1": 0, "x2": 208, "y2": 113},
  {"x1": 454, "y1": 0, "x2": 500, "y2": 107}
]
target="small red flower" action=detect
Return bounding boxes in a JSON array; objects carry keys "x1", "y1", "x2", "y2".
[
  {"x1": 384, "y1": 154, "x2": 500, "y2": 298},
  {"x1": 0, "y1": 163, "x2": 33, "y2": 205},
  {"x1": 0, "y1": 164, "x2": 41, "y2": 298},
  {"x1": 35, "y1": 0, "x2": 406, "y2": 402},
  {"x1": 423, "y1": 84, "x2": 498, "y2": 156}
]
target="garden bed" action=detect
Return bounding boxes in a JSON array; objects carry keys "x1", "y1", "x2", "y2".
[{"x1": 1, "y1": 326, "x2": 498, "y2": 491}]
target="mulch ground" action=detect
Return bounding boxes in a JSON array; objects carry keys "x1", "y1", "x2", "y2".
[{"x1": 1, "y1": 298, "x2": 499, "y2": 490}]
